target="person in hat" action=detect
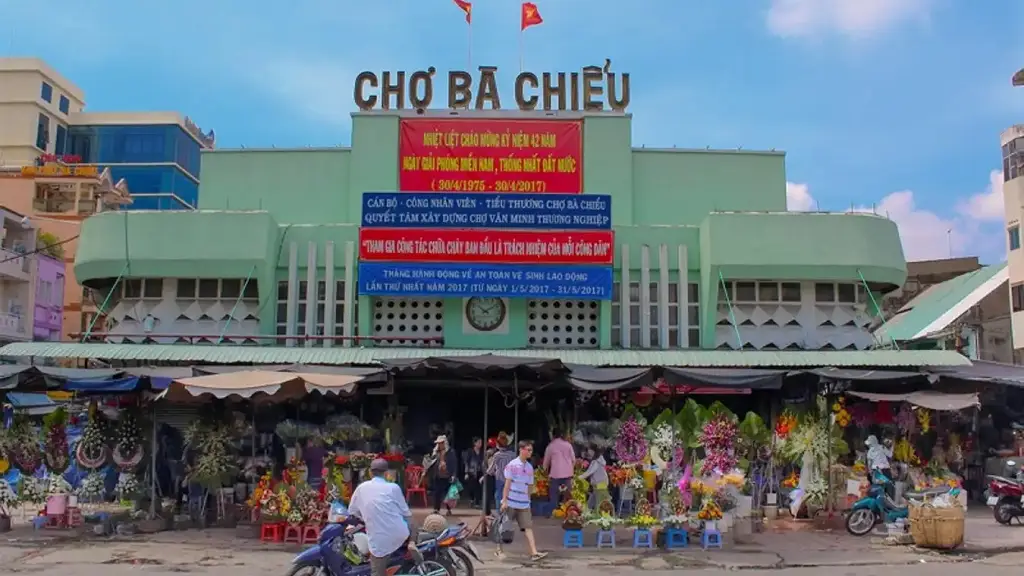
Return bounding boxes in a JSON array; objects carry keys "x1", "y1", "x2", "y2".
[
  {"x1": 347, "y1": 458, "x2": 414, "y2": 576},
  {"x1": 424, "y1": 435, "x2": 458, "y2": 514}
]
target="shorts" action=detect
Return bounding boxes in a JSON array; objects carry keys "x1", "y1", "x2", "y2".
[{"x1": 506, "y1": 506, "x2": 533, "y2": 529}]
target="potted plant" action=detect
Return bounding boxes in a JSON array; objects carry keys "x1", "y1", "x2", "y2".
[{"x1": 0, "y1": 479, "x2": 18, "y2": 532}]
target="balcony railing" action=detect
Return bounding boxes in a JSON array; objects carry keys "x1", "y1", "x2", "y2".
[
  {"x1": 0, "y1": 248, "x2": 31, "y2": 280},
  {"x1": 0, "y1": 312, "x2": 27, "y2": 339}
]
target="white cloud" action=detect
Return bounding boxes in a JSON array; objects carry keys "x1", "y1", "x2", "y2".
[
  {"x1": 786, "y1": 182, "x2": 815, "y2": 211},
  {"x1": 767, "y1": 0, "x2": 932, "y2": 39},
  {"x1": 789, "y1": 171, "x2": 1005, "y2": 262},
  {"x1": 958, "y1": 170, "x2": 1005, "y2": 222}
]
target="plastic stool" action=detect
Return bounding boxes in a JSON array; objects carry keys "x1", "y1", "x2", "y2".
[
  {"x1": 596, "y1": 529, "x2": 616, "y2": 548},
  {"x1": 260, "y1": 522, "x2": 284, "y2": 542},
  {"x1": 67, "y1": 507, "x2": 84, "y2": 528},
  {"x1": 702, "y1": 528, "x2": 723, "y2": 550},
  {"x1": 283, "y1": 524, "x2": 303, "y2": 544},
  {"x1": 301, "y1": 524, "x2": 321, "y2": 544},
  {"x1": 562, "y1": 529, "x2": 584, "y2": 548},
  {"x1": 632, "y1": 528, "x2": 653, "y2": 548},
  {"x1": 665, "y1": 528, "x2": 689, "y2": 549}
]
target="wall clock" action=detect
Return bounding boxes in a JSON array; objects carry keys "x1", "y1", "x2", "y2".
[{"x1": 465, "y1": 297, "x2": 507, "y2": 332}]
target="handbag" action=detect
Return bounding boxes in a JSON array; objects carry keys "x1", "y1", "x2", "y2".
[{"x1": 490, "y1": 512, "x2": 515, "y2": 544}]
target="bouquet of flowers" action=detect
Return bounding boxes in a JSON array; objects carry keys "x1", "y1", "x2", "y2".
[
  {"x1": 247, "y1": 472, "x2": 273, "y2": 509},
  {"x1": 116, "y1": 473, "x2": 141, "y2": 500},
  {"x1": 663, "y1": 514, "x2": 689, "y2": 528},
  {"x1": 897, "y1": 405, "x2": 917, "y2": 435},
  {"x1": 917, "y1": 409, "x2": 931, "y2": 433},
  {"x1": 774, "y1": 412, "x2": 797, "y2": 439},
  {"x1": 560, "y1": 500, "x2": 585, "y2": 530},
  {"x1": 5, "y1": 418, "x2": 42, "y2": 474},
  {"x1": 77, "y1": 407, "x2": 109, "y2": 469},
  {"x1": 697, "y1": 498, "x2": 722, "y2": 521},
  {"x1": 287, "y1": 508, "x2": 304, "y2": 525},
  {"x1": 113, "y1": 411, "x2": 144, "y2": 470},
  {"x1": 615, "y1": 418, "x2": 648, "y2": 465},
  {"x1": 608, "y1": 465, "x2": 635, "y2": 487},
  {"x1": 43, "y1": 408, "x2": 70, "y2": 474},
  {"x1": 76, "y1": 471, "x2": 106, "y2": 500},
  {"x1": 348, "y1": 451, "x2": 371, "y2": 469},
  {"x1": 0, "y1": 479, "x2": 18, "y2": 518},
  {"x1": 18, "y1": 476, "x2": 47, "y2": 505},
  {"x1": 781, "y1": 471, "x2": 799, "y2": 489},
  {"x1": 831, "y1": 398, "x2": 851, "y2": 428},
  {"x1": 627, "y1": 497, "x2": 659, "y2": 529},
  {"x1": 48, "y1": 475, "x2": 72, "y2": 496},
  {"x1": 585, "y1": 513, "x2": 622, "y2": 531},
  {"x1": 698, "y1": 415, "x2": 738, "y2": 476}
]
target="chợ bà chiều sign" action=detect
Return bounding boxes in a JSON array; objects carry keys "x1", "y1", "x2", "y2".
[{"x1": 354, "y1": 60, "x2": 630, "y2": 113}]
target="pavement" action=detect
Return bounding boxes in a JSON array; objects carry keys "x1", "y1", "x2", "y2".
[{"x1": 1, "y1": 505, "x2": 1023, "y2": 576}]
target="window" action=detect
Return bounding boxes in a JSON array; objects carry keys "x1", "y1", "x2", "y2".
[
  {"x1": 40, "y1": 82, "x2": 52, "y2": 102},
  {"x1": 58, "y1": 95, "x2": 70, "y2": 114},
  {"x1": 612, "y1": 280, "x2": 699, "y2": 348},
  {"x1": 1010, "y1": 225, "x2": 1021, "y2": 251},
  {"x1": 36, "y1": 114, "x2": 50, "y2": 150},
  {"x1": 55, "y1": 125, "x2": 67, "y2": 155},
  {"x1": 720, "y1": 281, "x2": 802, "y2": 304},
  {"x1": 119, "y1": 278, "x2": 164, "y2": 299},
  {"x1": 1005, "y1": 137, "x2": 1024, "y2": 182},
  {"x1": 175, "y1": 278, "x2": 259, "y2": 301},
  {"x1": 1013, "y1": 284, "x2": 1024, "y2": 313},
  {"x1": 276, "y1": 280, "x2": 356, "y2": 343}
]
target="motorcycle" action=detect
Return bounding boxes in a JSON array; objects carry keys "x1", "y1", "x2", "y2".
[
  {"x1": 288, "y1": 516, "x2": 454, "y2": 576},
  {"x1": 845, "y1": 470, "x2": 948, "y2": 536},
  {"x1": 987, "y1": 459, "x2": 1024, "y2": 525},
  {"x1": 422, "y1": 522, "x2": 481, "y2": 576}
]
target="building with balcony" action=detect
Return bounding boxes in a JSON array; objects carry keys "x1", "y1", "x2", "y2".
[
  {"x1": 0, "y1": 58, "x2": 213, "y2": 211},
  {"x1": 0, "y1": 207, "x2": 65, "y2": 343},
  {"x1": 1002, "y1": 125, "x2": 1024, "y2": 352}
]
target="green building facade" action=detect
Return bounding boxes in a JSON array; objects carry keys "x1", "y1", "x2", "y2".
[{"x1": 71, "y1": 112, "x2": 907, "y2": 353}]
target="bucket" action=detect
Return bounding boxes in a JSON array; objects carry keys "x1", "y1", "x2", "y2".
[{"x1": 45, "y1": 494, "x2": 67, "y2": 516}]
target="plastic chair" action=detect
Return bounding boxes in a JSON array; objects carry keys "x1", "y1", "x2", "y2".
[
  {"x1": 563, "y1": 529, "x2": 584, "y2": 548},
  {"x1": 260, "y1": 522, "x2": 284, "y2": 542},
  {"x1": 632, "y1": 528, "x2": 653, "y2": 548},
  {"x1": 596, "y1": 529, "x2": 616, "y2": 548},
  {"x1": 702, "y1": 528, "x2": 723, "y2": 550},
  {"x1": 405, "y1": 465, "x2": 428, "y2": 507},
  {"x1": 665, "y1": 528, "x2": 689, "y2": 549}
]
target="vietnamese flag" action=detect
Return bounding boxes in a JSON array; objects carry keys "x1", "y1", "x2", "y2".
[
  {"x1": 521, "y1": 2, "x2": 543, "y2": 30},
  {"x1": 453, "y1": 0, "x2": 472, "y2": 24}
]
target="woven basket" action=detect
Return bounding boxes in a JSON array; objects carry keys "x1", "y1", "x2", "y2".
[{"x1": 909, "y1": 505, "x2": 964, "y2": 549}]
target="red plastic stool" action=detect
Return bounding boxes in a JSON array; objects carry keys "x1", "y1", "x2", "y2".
[
  {"x1": 301, "y1": 524, "x2": 321, "y2": 544},
  {"x1": 67, "y1": 507, "x2": 83, "y2": 528},
  {"x1": 261, "y1": 522, "x2": 285, "y2": 542},
  {"x1": 283, "y1": 524, "x2": 302, "y2": 544}
]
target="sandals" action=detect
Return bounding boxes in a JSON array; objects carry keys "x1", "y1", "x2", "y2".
[{"x1": 529, "y1": 552, "x2": 548, "y2": 562}]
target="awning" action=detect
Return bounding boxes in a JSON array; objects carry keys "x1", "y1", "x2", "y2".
[
  {"x1": 380, "y1": 354, "x2": 567, "y2": 381},
  {"x1": 64, "y1": 376, "x2": 142, "y2": 393},
  {"x1": 926, "y1": 360, "x2": 1024, "y2": 388},
  {"x1": 565, "y1": 365, "x2": 654, "y2": 390},
  {"x1": 663, "y1": 367, "x2": 785, "y2": 390},
  {"x1": 798, "y1": 367, "x2": 927, "y2": 382},
  {"x1": 0, "y1": 365, "x2": 30, "y2": 390},
  {"x1": 847, "y1": 390, "x2": 979, "y2": 411},
  {"x1": 6, "y1": 392, "x2": 55, "y2": 408},
  {"x1": 162, "y1": 368, "x2": 378, "y2": 402}
]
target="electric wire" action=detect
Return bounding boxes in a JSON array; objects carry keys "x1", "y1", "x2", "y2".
[{"x1": 0, "y1": 235, "x2": 79, "y2": 264}]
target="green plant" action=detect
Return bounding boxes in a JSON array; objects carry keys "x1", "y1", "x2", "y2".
[{"x1": 36, "y1": 231, "x2": 64, "y2": 259}]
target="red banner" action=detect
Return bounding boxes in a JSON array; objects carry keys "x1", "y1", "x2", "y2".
[
  {"x1": 399, "y1": 119, "x2": 583, "y2": 193},
  {"x1": 359, "y1": 228, "x2": 613, "y2": 265}
]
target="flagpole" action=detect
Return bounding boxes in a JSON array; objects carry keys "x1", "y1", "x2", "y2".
[
  {"x1": 519, "y1": 29, "x2": 524, "y2": 73},
  {"x1": 468, "y1": 20, "x2": 473, "y2": 69}
]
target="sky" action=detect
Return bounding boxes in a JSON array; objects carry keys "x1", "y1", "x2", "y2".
[{"x1": 5, "y1": 0, "x2": 1023, "y2": 264}]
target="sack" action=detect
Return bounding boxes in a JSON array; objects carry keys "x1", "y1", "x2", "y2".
[{"x1": 490, "y1": 512, "x2": 515, "y2": 544}]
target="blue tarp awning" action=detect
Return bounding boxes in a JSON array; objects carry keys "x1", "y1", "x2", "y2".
[
  {"x1": 64, "y1": 375, "x2": 141, "y2": 392},
  {"x1": 6, "y1": 392, "x2": 55, "y2": 408}
]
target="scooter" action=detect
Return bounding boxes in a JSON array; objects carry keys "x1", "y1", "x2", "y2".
[
  {"x1": 988, "y1": 459, "x2": 1024, "y2": 525},
  {"x1": 422, "y1": 522, "x2": 482, "y2": 576},
  {"x1": 845, "y1": 470, "x2": 948, "y2": 536},
  {"x1": 288, "y1": 516, "x2": 453, "y2": 576}
]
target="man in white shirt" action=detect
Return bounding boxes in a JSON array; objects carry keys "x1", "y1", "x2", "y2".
[
  {"x1": 347, "y1": 458, "x2": 414, "y2": 576},
  {"x1": 500, "y1": 440, "x2": 547, "y2": 562}
]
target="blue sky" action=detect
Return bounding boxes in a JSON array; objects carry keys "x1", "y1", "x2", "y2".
[{"x1": 6, "y1": 0, "x2": 1023, "y2": 263}]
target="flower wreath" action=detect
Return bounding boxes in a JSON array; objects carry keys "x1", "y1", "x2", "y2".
[
  {"x1": 76, "y1": 442, "x2": 109, "y2": 469},
  {"x1": 112, "y1": 444, "x2": 143, "y2": 470}
]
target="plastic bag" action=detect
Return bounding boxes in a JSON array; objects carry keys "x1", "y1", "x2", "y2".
[{"x1": 490, "y1": 512, "x2": 515, "y2": 544}]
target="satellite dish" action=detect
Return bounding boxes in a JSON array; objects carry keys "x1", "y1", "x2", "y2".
[{"x1": 1013, "y1": 68, "x2": 1024, "y2": 87}]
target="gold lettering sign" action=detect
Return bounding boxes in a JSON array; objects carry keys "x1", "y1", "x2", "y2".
[
  {"x1": 354, "y1": 60, "x2": 630, "y2": 113},
  {"x1": 21, "y1": 164, "x2": 99, "y2": 177}
]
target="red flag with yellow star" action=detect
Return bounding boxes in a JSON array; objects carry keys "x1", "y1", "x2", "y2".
[
  {"x1": 521, "y1": 2, "x2": 543, "y2": 31},
  {"x1": 453, "y1": 0, "x2": 472, "y2": 24}
]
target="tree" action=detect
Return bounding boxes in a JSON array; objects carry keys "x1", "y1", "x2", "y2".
[{"x1": 36, "y1": 231, "x2": 64, "y2": 259}]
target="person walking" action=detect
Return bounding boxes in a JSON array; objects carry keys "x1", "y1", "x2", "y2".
[
  {"x1": 462, "y1": 437, "x2": 485, "y2": 508},
  {"x1": 499, "y1": 440, "x2": 548, "y2": 562},
  {"x1": 425, "y1": 435, "x2": 458, "y2": 514},
  {"x1": 542, "y1": 428, "x2": 575, "y2": 516},
  {"x1": 487, "y1": 432, "x2": 515, "y2": 514},
  {"x1": 347, "y1": 459, "x2": 414, "y2": 576},
  {"x1": 579, "y1": 446, "x2": 610, "y2": 509}
]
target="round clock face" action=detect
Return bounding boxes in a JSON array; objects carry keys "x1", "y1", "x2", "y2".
[{"x1": 465, "y1": 297, "x2": 507, "y2": 332}]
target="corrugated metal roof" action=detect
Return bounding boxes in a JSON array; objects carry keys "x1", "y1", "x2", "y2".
[
  {"x1": 874, "y1": 263, "x2": 1008, "y2": 344},
  {"x1": 0, "y1": 342, "x2": 971, "y2": 367}
]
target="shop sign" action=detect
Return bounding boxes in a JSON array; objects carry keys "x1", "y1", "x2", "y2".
[
  {"x1": 358, "y1": 228, "x2": 614, "y2": 265},
  {"x1": 183, "y1": 116, "x2": 216, "y2": 148},
  {"x1": 400, "y1": 119, "x2": 582, "y2": 193},
  {"x1": 354, "y1": 61, "x2": 629, "y2": 112},
  {"x1": 21, "y1": 164, "x2": 98, "y2": 177},
  {"x1": 358, "y1": 262, "x2": 613, "y2": 300},
  {"x1": 38, "y1": 154, "x2": 81, "y2": 164},
  {"x1": 361, "y1": 192, "x2": 610, "y2": 230}
]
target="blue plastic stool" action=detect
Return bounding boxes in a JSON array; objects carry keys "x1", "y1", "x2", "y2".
[
  {"x1": 665, "y1": 527, "x2": 689, "y2": 549},
  {"x1": 596, "y1": 529, "x2": 616, "y2": 548},
  {"x1": 632, "y1": 528, "x2": 653, "y2": 548},
  {"x1": 702, "y1": 528, "x2": 723, "y2": 550},
  {"x1": 563, "y1": 529, "x2": 584, "y2": 548}
]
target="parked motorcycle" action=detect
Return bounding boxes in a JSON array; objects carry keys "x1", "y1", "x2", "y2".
[
  {"x1": 423, "y1": 521, "x2": 482, "y2": 576},
  {"x1": 287, "y1": 516, "x2": 454, "y2": 576},
  {"x1": 988, "y1": 460, "x2": 1024, "y2": 525},
  {"x1": 845, "y1": 470, "x2": 948, "y2": 536}
]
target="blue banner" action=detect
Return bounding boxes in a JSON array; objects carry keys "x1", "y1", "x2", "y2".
[
  {"x1": 358, "y1": 263, "x2": 613, "y2": 300},
  {"x1": 361, "y1": 192, "x2": 612, "y2": 230}
]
